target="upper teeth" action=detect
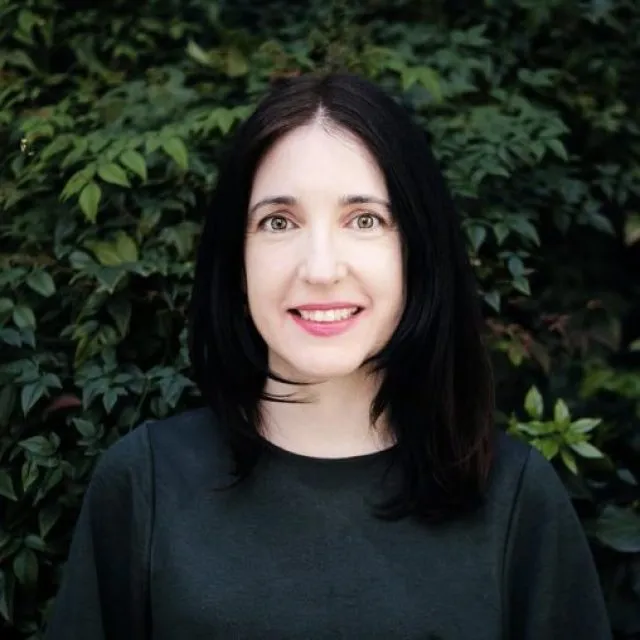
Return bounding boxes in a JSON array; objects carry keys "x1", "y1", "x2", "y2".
[{"x1": 298, "y1": 308, "x2": 358, "y2": 322}]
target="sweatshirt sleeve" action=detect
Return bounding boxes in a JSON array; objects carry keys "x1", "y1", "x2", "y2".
[
  {"x1": 44, "y1": 423, "x2": 153, "y2": 640},
  {"x1": 503, "y1": 446, "x2": 612, "y2": 639}
]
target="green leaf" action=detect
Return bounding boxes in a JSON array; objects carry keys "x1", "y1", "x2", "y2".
[
  {"x1": 18, "y1": 435, "x2": 55, "y2": 457},
  {"x1": 0, "y1": 570, "x2": 15, "y2": 623},
  {"x1": 584, "y1": 212, "x2": 615, "y2": 235},
  {"x1": 95, "y1": 268, "x2": 127, "y2": 293},
  {"x1": 524, "y1": 386, "x2": 544, "y2": 419},
  {"x1": 103, "y1": 388, "x2": 122, "y2": 413},
  {"x1": 20, "y1": 382, "x2": 45, "y2": 415},
  {"x1": 401, "y1": 66, "x2": 442, "y2": 101},
  {"x1": 162, "y1": 138, "x2": 189, "y2": 170},
  {"x1": 73, "y1": 418, "x2": 97, "y2": 438},
  {"x1": 0, "y1": 471, "x2": 17, "y2": 501},
  {"x1": 36, "y1": 467, "x2": 64, "y2": 502},
  {"x1": 14, "y1": 360, "x2": 40, "y2": 384},
  {"x1": 18, "y1": 10, "x2": 37, "y2": 37},
  {"x1": 509, "y1": 218, "x2": 540, "y2": 246},
  {"x1": 547, "y1": 139, "x2": 569, "y2": 161},
  {"x1": 98, "y1": 163, "x2": 131, "y2": 187},
  {"x1": 41, "y1": 135, "x2": 73, "y2": 161},
  {"x1": 0, "y1": 298, "x2": 14, "y2": 314},
  {"x1": 507, "y1": 341, "x2": 526, "y2": 366},
  {"x1": 88, "y1": 241, "x2": 122, "y2": 266},
  {"x1": 22, "y1": 460, "x2": 39, "y2": 493},
  {"x1": 4, "y1": 50, "x2": 36, "y2": 72},
  {"x1": 513, "y1": 421, "x2": 546, "y2": 436},
  {"x1": 507, "y1": 256, "x2": 525, "y2": 278},
  {"x1": 595, "y1": 506, "x2": 640, "y2": 553},
  {"x1": 119, "y1": 150, "x2": 147, "y2": 181},
  {"x1": 537, "y1": 438, "x2": 560, "y2": 460},
  {"x1": 214, "y1": 108, "x2": 237, "y2": 135},
  {"x1": 483, "y1": 290, "x2": 500, "y2": 312},
  {"x1": 512, "y1": 276, "x2": 531, "y2": 296},
  {"x1": 186, "y1": 40, "x2": 212, "y2": 66},
  {"x1": 24, "y1": 535, "x2": 47, "y2": 552},
  {"x1": 569, "y1": 441, "x2": 604, "y2": 459},
  {"x1": 225, "y1": 47, "x2": 249, "y2": 77},
  {"x1": 61, "y1": 137, "x2": 89, "y2": 168},
  {"x1": 114, "y1": 232, "x2": 139, "y2": 263},
  {"x1": 570, "y1": 418, "x2": 601, "y2": 433},
  {"x1": 624, "y1": 213, "x2": 640, "y2": 246},
  {"x1": 493, "y1": 223, "x2": 509, "y2": 245},
  {"x1": 12, "y1": 306, "x2": 36, "y2": 329},
  {"x1": 13, "y1": 548, "x2": 38, "y2": 586},
  {"x1": 38, "y1": 505, "x2": 62, "y2": 539},
  {"x1": 26, "y1": 271, "x2": 56, "y2": 297},
  {"x1": 553, "y1": 399, "x2": 571, "y2": 425},
  {"x1": 0, "y1": 328, "x2": 22, "y2": 347},
  {"x1": 60, "y1": 167, "x2": 95, "y2": 201},
  {"x1": 107, "y1": 298, "x2": 132, "y2": 337},
  {"x1": 560, "y1": 449, "x2": 578, "y2": 475},
  {"x1": 21, "y1": 329, "x2": 35, "y2": 349},
  {"x1": 159, "y1": 372, "x2": 193, "y2": 408},
  {"x1": 144, "y1": 136, "x2": 162, "y2": 154},
  {"x1": 68, "y1": 250, "x2": 96, "y2": 270},
  {"x1": 467, "y1": 225, "x2": 486, "y2": 252},
  {"x1": 0, "y1": 384, "x2": 16, "y2": 426},
  {"x1": 79, "y1": 181, "x2": 102, "y2": 223},
  {"x1": 617, "y1": 469, "x2": 638, "y2": 486},
  {"x1": 41, "y1": 373, "x2": 62, "y2": 390},
  {"x1": 160, "y1": 222, "x2": 199, "y2": 259}
]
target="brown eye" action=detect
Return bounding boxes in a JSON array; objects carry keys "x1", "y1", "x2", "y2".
[
  {"x1": 261, "y1": 215, "x2": 291, "y2": 232},
  {"x1": 351, "y1": 213, "x2": 382, "y2": 230}
]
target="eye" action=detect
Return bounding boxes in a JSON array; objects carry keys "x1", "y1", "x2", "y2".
[
  {"x1": 349, "y1": 212, "x2": 384, "y2": 230},
  {"x1": 259, "y1": 215, "x2": 294, "y2": 232}
]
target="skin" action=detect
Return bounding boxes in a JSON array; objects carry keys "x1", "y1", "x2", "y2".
[{"x1": 244, "y1": 118, "x2": 404, "y2": 457}]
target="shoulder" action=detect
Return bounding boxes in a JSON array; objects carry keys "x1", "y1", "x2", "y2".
[
  {"x1": 88, "y1": 416, "x2": 152, "y2": 492},
  {"x1": 487, "y1": 431, "x2": 583, "y2": 554},
  {"x1": 486, "y1": 431, "x2": 573, "y2": 522},
  {"x1": 89, "y1": 407, "x2": 229, "y2": 495},
  {"x1": 146, "y1": 405, "x2": 230, "y2": 460},
  {"x1": 145, "y1": 406, "x2": 234, "y2": 488},
  {"x1": 491, "y1": 431, "x2": 565, "y2": 490},
  {"x1": 144, "y1": 406, "x2": 219, "y2": 450}
]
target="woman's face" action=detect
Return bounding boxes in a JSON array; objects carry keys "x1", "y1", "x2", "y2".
[{"x1": 245, "y1": 122, "x2": 404, "y2": 382}]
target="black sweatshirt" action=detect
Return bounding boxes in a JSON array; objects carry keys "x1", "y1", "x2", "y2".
[{"x1": 44, "y1": 408, "x2": 612, "y2": 639}]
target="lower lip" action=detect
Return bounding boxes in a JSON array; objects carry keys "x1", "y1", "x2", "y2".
[{"x1": 290, "y1": 311, "x2": 363, "y2": 337}]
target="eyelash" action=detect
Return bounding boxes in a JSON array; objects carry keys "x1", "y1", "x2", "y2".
[{"x1": 257, "y1": 211, "x2": 387, "y2": 232}]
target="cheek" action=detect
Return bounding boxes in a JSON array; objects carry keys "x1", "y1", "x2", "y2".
[
  {"x1": 358, "y1": 240, "x2": 404, "y2": 306},
  {"x1": 244, "y1": 242, "x2": 295, "y2": 316}
]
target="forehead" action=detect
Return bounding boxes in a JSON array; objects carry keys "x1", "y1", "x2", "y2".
[{"x1": 250, "y1": 123, "x2": 388, "y2": 201}]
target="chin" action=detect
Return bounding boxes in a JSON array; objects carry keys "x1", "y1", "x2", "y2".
[{"x1": 276, "y1": 354, "x2": 368, "y2": 383}]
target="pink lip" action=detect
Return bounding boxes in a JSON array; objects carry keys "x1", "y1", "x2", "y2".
[{"x1": 289, "y1": 309, "x2": 364, "y2": 337}]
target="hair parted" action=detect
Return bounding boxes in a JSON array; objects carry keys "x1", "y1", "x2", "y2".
[{"x1": 188, "y1": 72, "x2": 495, "y2": 523}]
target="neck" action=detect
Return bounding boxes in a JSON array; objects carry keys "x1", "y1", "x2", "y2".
[{"x1": 260, "y1": 368, "x2": 394, "y2": 458}]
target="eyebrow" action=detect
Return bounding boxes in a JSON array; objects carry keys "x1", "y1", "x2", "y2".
[{"x1": 248, "y1": 194, "x2": 391, "y2": 217}]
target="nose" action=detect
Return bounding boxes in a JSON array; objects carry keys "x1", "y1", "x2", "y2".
[{"x1": 297, "y1": 228, "x2": 347, "y2": 284}]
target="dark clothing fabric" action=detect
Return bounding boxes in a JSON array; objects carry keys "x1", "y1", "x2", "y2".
[{"x1": 44, "y1": 408, "x2": 611, "y2": 639}]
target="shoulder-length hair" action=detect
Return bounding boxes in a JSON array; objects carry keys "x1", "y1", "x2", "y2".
[{"x1": 188, "y1": 72, "x2": 495, "y2": 523}]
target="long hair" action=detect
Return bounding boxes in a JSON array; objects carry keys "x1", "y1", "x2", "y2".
[{"x1": 188, "y1": 72, "x2": 495, "y2": 523}]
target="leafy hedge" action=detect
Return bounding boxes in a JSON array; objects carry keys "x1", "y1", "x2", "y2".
[{"x1": 1, "y1": 0, "x2": 639, "y2": 637}]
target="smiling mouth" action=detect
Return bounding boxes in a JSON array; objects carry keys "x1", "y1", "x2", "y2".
[{"x1": 288, "y1": 307, "x2": 363, "y2": 323}]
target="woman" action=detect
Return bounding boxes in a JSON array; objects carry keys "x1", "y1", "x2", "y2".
[{"x1": 45, "y1": 73, "x2": 611, "y2": 639}]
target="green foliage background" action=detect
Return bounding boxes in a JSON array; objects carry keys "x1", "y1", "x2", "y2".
[{"x1": 1, "y1": 0, "x2": 639, "y2": 637}]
